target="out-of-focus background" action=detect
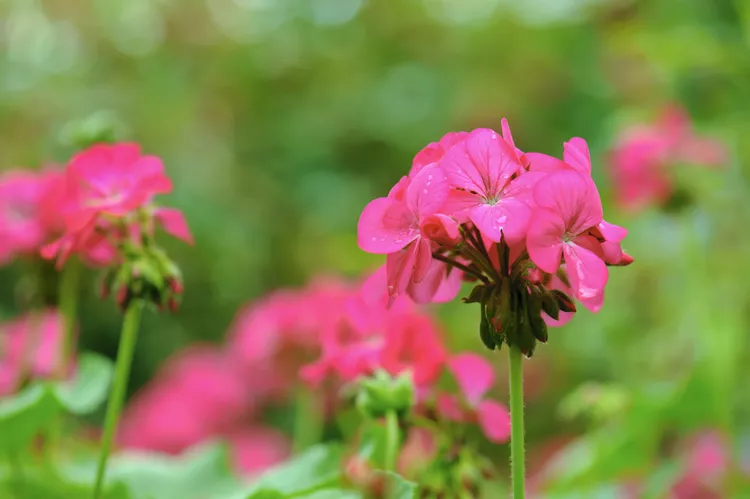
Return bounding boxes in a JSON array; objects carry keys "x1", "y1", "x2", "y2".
[{"x1": 1, "y1": 0, "x2": 749, "y2": 494}]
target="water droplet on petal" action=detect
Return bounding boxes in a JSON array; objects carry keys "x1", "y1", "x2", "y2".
[{"x1": 491, "y1": 133, "x2": 497, "y2": 140}]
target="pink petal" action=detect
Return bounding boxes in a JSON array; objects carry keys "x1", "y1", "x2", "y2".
[
  {"x1": 532, "y1": 170, "x2": 603, "y2": 236},
  {"x1": 447, "y1": 353, "x2": 495, "y2": 406},
  {"x1": 388, "y1": 176, "x2": 410, "y2": 202},
  {"x1": 563, "y1": 137, "x2": 592, "y2": 174},
  {"x1": 477, "y1": 400, "x2": 511, "y2": 443},
  {"x1": 406, "y1": 164, "x2": 449, "y2": 217},
  {"x1": 563, "y1": 237, "x2": 608, "y2": 313},
  {"x1": 431, "y1": 264, "x2": 463, "y2": 303},
  {"x1": 154, "y1": 208, "x2": 194, "y2": 245},
  {"x1": 357, "y1": 198, "x2": 418, "y2": 254},
  {"x1": 469, "y1": 199, "x2": 532, "y2": 245},
  {"x1": 412, "y1": 237, "x2": 433, "y2": 284},
  {"x1": 501, "y1": 118, "x2": 516, "y2": 150},
  {"x1": 420, "y1": 213, "x2": 460, "y2": 247},
  {"x1": 525, "y1": 152, "x2": 569, "y2": 173},
  {"x1": 436, "y1": 394, "x2": 467, "y2": 422},
  {"x1": 597, "y1": 220, "x2": 628, "y2": 243},
  {"x1": 386, "y1": 242, "x2": 419, "y2": 303},
  {"x1": 360, "y1": 265, "x2": 389, "y2": 308},
  {"x1": 526, "y1": 207, "x2": 565, "y2": 274},
  {"x1": 438, "y1": 131, "x2": 469, "y2": 152}
]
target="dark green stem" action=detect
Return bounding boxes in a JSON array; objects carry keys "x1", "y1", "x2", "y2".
[{"x1": 92, "y1": 301, "x2": 143, "y2": 498}]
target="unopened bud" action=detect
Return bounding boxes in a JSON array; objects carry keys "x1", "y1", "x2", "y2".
[
  {"x1": 356, "y1": 370, "x2": 415, "y2": 420},
  {"x1": 420, "y1": 214, "x2": 461, "y2": 247}
]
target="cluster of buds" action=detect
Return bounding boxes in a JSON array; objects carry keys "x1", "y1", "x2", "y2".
[{"x1": 358, "y1": 120, "x2": 633, "y2": 356}]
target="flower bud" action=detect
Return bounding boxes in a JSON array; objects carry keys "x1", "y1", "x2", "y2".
[
  {"x1": 356, "y1": 370, "x2": 415, "y2": 420},
  {"x1": 420, "y1": 214, "x2": 460, "y2": 247}
]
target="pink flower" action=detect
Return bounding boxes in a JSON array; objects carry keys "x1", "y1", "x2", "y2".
[
  {"x1": 41, "y1": 143, "x2": 192, "y2": 268},
  {"x1": 120, "y1": 346, "x2": 251, "y2": 455},
  {"x1": 410, "y1": 132, "x2": 468, "y2": 176},
  {"x1": 437, "y1": 353, "x2": 511, "y2": 443},
  {"x1": 440, "y1": 128, "x2": 538, "y2": 244},
  {"x1": 610, "y1": 105, "x2": 727, "y2": 211},
  {"x1": 0, "y1": 310, "x2": 68, "y2": 394},
  {"x1": 228, "y1": 426, "x2": 290, "y2": 477},
  {"x1": 379, "y1": 312, "x2": 447, "y2": 387},
  {"x1": 358, "y1": 164, "x2": 450, "y2": 304},
  {"x1": 63, "y1": 143, "x2": 172, "y2": 230},
  {"x1": 0, "y1": 170, "x2": 60, "y2": 265},
  {"x1": 671, "y1": 430, "x2": 729, "y2": 499},
  {"x1": 526, "y1": 170, "x2": 608, "y2": 312}
]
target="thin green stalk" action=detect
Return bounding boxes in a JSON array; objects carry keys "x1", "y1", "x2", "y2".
[
  {"x1": 92, "y1": 301, "x2": 143, "y2": 499},
  {"x1": 58, "y1": 258, "x2": 81, "y2": 377},
  {"x1": 508, "y1": 345, "x2": 525, "y2": 499},
  {"x1": 383, "y1": 410, "x2": 399, "y2": 473},
  {"x1": 292, "y1": 387, "x2": 323, "y2": 453}
]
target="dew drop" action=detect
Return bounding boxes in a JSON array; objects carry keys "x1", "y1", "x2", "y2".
[{"x1": 491, "y1": 133, "x2": 497, "y2": 140}]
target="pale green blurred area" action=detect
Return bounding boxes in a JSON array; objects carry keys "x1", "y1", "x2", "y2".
[{"x1": 1, "y1": 0, "x2": 749, "y2": 491}]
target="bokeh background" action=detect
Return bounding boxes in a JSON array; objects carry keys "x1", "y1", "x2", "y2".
[{"x1": 1, "y1": 0, "x2": 749, "y2": 494}]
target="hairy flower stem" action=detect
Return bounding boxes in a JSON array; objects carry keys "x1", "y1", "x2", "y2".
[
  {"x1": 93, "y1": 301, "x2": 143, "y2": 499},
  {"x1": 508, "y1": 345, "x2": 526, "y2": 498},
  {"x1": 58, "y1": 258, "x2": 81, "y2": 377},
  {"x1": 384, "y1": 410, "x2": 399, "y2": 473}
]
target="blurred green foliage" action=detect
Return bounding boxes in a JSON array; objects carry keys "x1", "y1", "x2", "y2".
[{"x1": 1, "y1": 0, "x2": 749, "y2": 493}]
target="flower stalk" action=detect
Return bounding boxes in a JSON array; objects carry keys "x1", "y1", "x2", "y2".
[
  {"x1": 92, "y1": 300, "x2": 143, "y2": 499},
  {"x1": 508, "y1": 345, "x2": 526, "y2": 498}
]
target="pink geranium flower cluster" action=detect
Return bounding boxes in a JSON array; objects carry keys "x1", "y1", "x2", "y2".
[
  {"x1": 0, "y1": 309, "x2": 69, "y2": 395},
  {"x1": 358, "y1": 120, "x2": 632, "y2": 355},
  {"x1": 610, "y1": 105, "x2": 727, "y2": 212},
  {"x1": 120, "y1": 275, "x2": 510, "y2": 478},
  {"x1": 40, "y1": 142, "x2": 192, "y2": 267}
]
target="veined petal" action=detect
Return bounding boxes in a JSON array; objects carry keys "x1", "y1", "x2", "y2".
[
  {"x1": 357, "y1": 198, "x2": 418, "y2": 254},
  {"x1": 525, "y1": 152, "x2": 569, "y2": 173},
  {"x1": 386, "y1": 242, "x2": 419, "y2": 304},
  {"x1": 563, "y1": 237, "x2": 608, "y2": 313},
  {"x1": 533, "y1": 170, "x2": 603, "y2": 236},
  {"x1": 406, "y1": 164, "x2": 449, "y2": 217},
  {"x1": 412, "y1": 237, "x2": 433, "y2": 284},
  {"x1": 447, "y1": 353, "x2": 495, "y2": 406},
  {"x1": 465, "y1": 128, "x2": 522, "y2": 196},
  {"x1": 526, "y1": 207, "x2": 565, "y2": 273},
  {"x1": 563, "y1": 137, "x2": 592, "y2": 175}
]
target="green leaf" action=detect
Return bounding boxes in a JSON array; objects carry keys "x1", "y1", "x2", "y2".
[
  {"x1": 376, "y1": 471, "x2": 417, "y2": 499},
  {"x1": 244, "y1": 490, "x2": 286, "y2": 499},
  {"x1": 62, "y1": 441, "x2": 237, "y2": 499},
  {"x1": 247, "y1": 444, "x2": 344, "y2": 497},
  {"x1": 300, "y1": 490, "x2": 363, "y2": 499},
  {"x1": 51, "y1": 352, "x2": 114, "y2": 415},
  {"x1": 0, "y1": 470, "x2": 131, "y2": 499},
  {"x1": 0, "y1": 384, "x2": 59, "y2": 452}
]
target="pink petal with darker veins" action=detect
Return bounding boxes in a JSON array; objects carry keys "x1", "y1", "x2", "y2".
[
  {"x1": 357, "y1": 198, "x2": 418, "y2": 254},
  {"x1": 406, "y1": 164, "x2": 450, "y2": 217},
  {"x1": 533, "y1": 170, "x2": 603, "y2": 236},
  {"x1": 526, "y1": 208, "x2": 566, "y2": 274},
  {"x1": 563, "y1": 237, "x2": 608, "y2": 313},
  {"x1": 563, "y1": 137, "x2": 592, "y2": 175}
]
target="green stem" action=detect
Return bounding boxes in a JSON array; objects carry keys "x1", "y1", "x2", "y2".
[
  {"x1": 92, "y1": 301, "x2": 143, "y2": 499},
  {"x1": 383, "y1": 410, "x2": 399, "y2": 473},
  {"x1": 292, "y1": 387, "x2": 323, "y2": 453},
  {"x1": 58, "y1": 258, "x2": 81, "y2": 377},
  {"x1": 508, "y1": 345, "x2": 525, "y2": 499}
]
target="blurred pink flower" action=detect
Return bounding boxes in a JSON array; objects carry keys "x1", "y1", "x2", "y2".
[
  {"x1": 437, "y1": 353, "x2": 511, "y2": 443},
  {"x1": 671, "y1": 430, "x2": 729, "y2": 499},
  {"x1": 41, "y1": 142, "x2": 192, "y2": 268},
  {"x1": 0, "y1": 309, "x2": 68, "y2": 394},
  {"x1": 610, "y1": 105, "x2": 727, "y2": 212},
  {"x1": 228, "y1": 426, "x2": 290, "y2": 477},
  {"x1": 120, "y1": 346, "x2": 251, "y2": 455},
  {"x1": 0, "y1": 169, "x2": 61, "y2": 265}
]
